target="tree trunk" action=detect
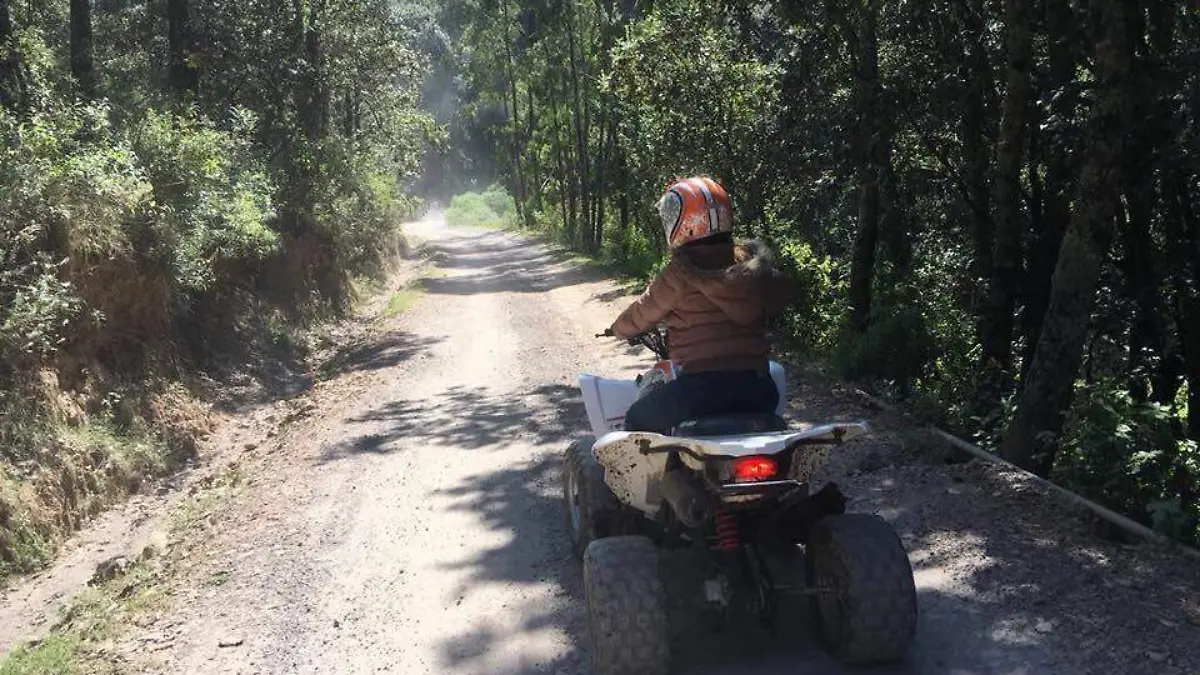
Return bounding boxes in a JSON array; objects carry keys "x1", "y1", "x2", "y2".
[
  {"x1": 848, "y1": 152, "x2": 881, "y2": 332},
  {"x1": 341, "y1": 91, "x2": 357, "y2": 137},
  {"x1": 1180, "y1": 293, "x2": 1200, "y2": 441},
  {"x1": 847, "y1": 0, "x2": 882, "y2": 333},
  {"x1": 540, "y1": 40, "x2": 569, "y2": 233},
  {"x1": 500, "y1": 0, "x2": 526, "y2": 227},
  {"x1": 879, "y1": 149, "x2": 910, "y2": 282},
  {"x1": 1121, "y1": 181, "x2": 1162, "y2": 403},
  {"x1": 285, "y1": 0, "x2": 328, "y2": 236},
  {"x1": 1019, "y1": 0, "x2": 1077, "y2": 384},
  {"x1": 0, "y1": 0, "x2": 26, "y2": 112},
  {"x1": 303, "y1": 3, "x2": 327, "y2": 141},
  {"x1": 69, "y1": 0, "x2": 96, "y2": 98},
  {"x1": 565, "y1": 5, "x2": 590, "y2": 250},
  {"x1": 547, "y1": 62, "x2": 573, "y2": 237},
  {"x1": 1116, "y1": 0, "x2": 1166, "y2": 406},
  {"x1": 615, "y1": 122, "x2": 630, "y2": 252},
  {"x1": 595, "y1": 109, "x2": 608, "y2": 247},
  {"x1": 167, "y1": 0, "x2": 198, "y2": 97},
  {"x1": 978, "y1": 0, "x2": 1034, "y2": 409},
  {"x1": 960, "y1": 0, "x2": 992, "y2": 287},
  {"x1": 999, "y1": 0, "x2": 1134, "y2": 473},
  {"x1": 1175, "y1": 182, "x2": 1200, "y2": 439},
  {"x1": 581, "y1": 13, "x2": 597, "y2": 249},
  {"x1": 1163, "y1": 166, "x2": 1198, "y2": 437},
  {"x1": 527, "y1": 86, "x2": 542, "y2": 213}
]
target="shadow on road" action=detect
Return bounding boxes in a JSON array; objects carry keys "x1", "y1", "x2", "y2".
[
  {"x1": 318, "y1": 383, "x2": 584, "y2": 463},
  {"x1": 588, "y1": 286, "x2": 638, "y2": 303},
  {"x1": 410, "y1": 438, "x2": 1138, "y2": 673},
  {"x1": 425, "y1": 456, "x2": 925, "y2": 675},
  {"x1": 320, "y1": 330, "x2": 443, "y2": 377},
  {"x1": 421, "y1": 232, "x2": 604, "y2": 296},
  {"x1": 846, "y1": 460, "x2": 1200, "y2": 675},
  {"x1": 436, "y1": 454, "x2": 590, "y2": 674}
]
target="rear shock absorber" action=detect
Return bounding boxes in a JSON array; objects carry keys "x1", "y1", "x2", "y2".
[{"x1": 714, "y1": 508, "x2": 740, "y2": 551}]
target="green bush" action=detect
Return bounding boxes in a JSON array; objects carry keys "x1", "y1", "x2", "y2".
[
  {"x1": 1055, "y1": 382, "x2": 1199, "y2": 542},
  {"x1": 131, "y1": 108, "x2": 278, "y2": 293},
  {"x1": 311, "y1": 138, "x2": 417, "y2": 278},
  {"x1": 480, "y1": 184, "x2": 517, "y2": 222},
  {"x1": 771, "y1": 239, "x2": 842, "y2": 356},
  {"x1": 832, "y1": 304, "x2": 935, "y2": 397},
  {"x1": 0, "y1": 103, "x2": 143, "y2": 365},
  {"x1": 600, "y1": 217, "x2": 665, "y2": 281},
  {"x1": 445, "y1": 185, "x2": 517, "y2": 230},
  {"x1": 0, "y1": 259, "x2": 83, "y2": 361}
]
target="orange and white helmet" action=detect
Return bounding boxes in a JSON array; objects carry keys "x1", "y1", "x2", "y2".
[{"x1": 657, "y1": 176, "x2": 734, "y2": 249}]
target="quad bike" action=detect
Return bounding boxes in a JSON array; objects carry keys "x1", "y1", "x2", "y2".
[{"x1": 563, "y1": 326, "x2": 917, "y2": 675}]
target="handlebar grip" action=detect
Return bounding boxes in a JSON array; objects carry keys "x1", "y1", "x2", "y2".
[{"x1": 595, "y1": 329, "x2": 615, "y2": 338}]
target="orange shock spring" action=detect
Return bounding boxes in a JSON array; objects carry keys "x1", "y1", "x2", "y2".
[{"x1": 714, "y1": 509, "x2": 739, "y2": 551}]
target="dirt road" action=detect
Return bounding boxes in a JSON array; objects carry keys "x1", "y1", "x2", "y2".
[
  {"x1": 152, "y1": 213, "x2": 646, "y2": 675},
  {"x1": 6, "y1": 213, "x2": 1199, "y2": 674}
]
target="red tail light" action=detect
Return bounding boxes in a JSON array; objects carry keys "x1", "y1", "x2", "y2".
[{"x1": 731, "y1": 456, "x2": 778, "y2": 483}]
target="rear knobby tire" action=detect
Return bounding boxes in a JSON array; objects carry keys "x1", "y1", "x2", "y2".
[
  {"x1": 563, "y1": 436, "x2": 620, "y2": 560},
  {"x1": 806, "y1": 513, "x2": 918, "y2": 664},
  {"x1": 583, "y1": 536, "x2": 670, "y2": 675}
]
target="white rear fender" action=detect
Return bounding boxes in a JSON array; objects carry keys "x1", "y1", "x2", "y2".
[{"x1": 590, "y1": 422, "x2": 868, "y2": 515}]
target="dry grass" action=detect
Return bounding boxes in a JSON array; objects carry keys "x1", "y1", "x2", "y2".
[{"x1": 0, "y1": 378, "x2": 211, "y2": 582}]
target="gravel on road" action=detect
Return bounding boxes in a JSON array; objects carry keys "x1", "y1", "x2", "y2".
[{"x1": 5, "y1": 213, "x2": 1198, "y2": 675}]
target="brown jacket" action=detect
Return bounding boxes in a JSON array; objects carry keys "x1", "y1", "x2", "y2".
[{"x1": 610, "y1": 239, "x2": 797, "y2": 373}]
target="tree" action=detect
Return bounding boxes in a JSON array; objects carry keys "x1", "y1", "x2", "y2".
[
  {"x1": 844, "y1": 0, "x2": 885, "y2": 334},
  {"x1": 1018, "y1": 0, "x2": 1078, "y2": 385},
  {"x1": 999, "y1": 0, "x2": 1136, "y2": 473},
  {"x1": 0, "y1": 0, "x2": 24, "y2": 112},
  {"x1": 167, "y1": 0, "x2": 197, "y2": 97},
  {"x1": 70, "y1": 0, "x2": 96, "y2": 98},
  {"x1": 976, "y1": 0, "x2": 1033, "y2": 412}
]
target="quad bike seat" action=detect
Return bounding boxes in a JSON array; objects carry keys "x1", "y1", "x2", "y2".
[{"x1": 672, "y1": 413, "x2": 788, "y2": 438}]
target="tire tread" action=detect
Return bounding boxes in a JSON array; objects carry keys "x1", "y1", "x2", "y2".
[
  {"x1": 564, "y1": 437, "x2": 620, "y2": 560},
  {"x1": 583, "y1": 536, "x2": 670, "y2": 675},
  {"x1": 808, "y1": 513, "x2": 918, "y2": 664}
]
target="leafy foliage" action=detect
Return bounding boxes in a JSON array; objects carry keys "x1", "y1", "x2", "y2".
[
  {"x1": 130, "y1": 108, "x2": 278, "y2": 292},
  {"x1": 1057, "y1": 383, "x2": 1199, "y2": 542},
  {"x1": 0, "y1": 0, "x2": 437, "y2": 576},
  {"x1": 445, "y1": 184, "x2": 517, "y2": 229}
]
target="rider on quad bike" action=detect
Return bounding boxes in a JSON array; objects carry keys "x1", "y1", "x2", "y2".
[
  {"x1": 609, "y1": 175, "x2": 798, "y2": 434},
  {"x1": 573, "y1": 176, "x2": 917, "y2": 675}
]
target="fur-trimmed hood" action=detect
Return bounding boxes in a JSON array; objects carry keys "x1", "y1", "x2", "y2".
[
  {"x1": 674, "y1": 238, "x2": 777, "y2": 280},
  {"x1": 670, "y1": 237, "x2": 794, "y2": 326}
]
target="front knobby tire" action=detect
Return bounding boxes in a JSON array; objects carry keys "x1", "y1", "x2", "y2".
[
  {"x1": 806, "y1": 514, "x2": 918, "y2": 664},
  {"x1": 563, "y1": 436, "x2": 620, "y2": 560},
  {"x1": 583, "y1": 536, "x2": 670, "y2": 675}
]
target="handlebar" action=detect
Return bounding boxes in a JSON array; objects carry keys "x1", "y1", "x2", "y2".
[{"x1": 597, "y1": 324, "x2": 670, "y2": 360}]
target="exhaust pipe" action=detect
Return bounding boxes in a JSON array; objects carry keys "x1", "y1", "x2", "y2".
[{"x1": 660, "y1": 469, "x2": 716, "y2": 529}]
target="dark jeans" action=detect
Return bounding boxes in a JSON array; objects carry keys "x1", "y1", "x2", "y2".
[{"x1": 623, "y1": 369, "x2": 780, "y2": 434}]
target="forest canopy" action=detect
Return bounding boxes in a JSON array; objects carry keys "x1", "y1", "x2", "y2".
[{"x1": 430, "y1": 0, "x2": 1200, "y2": 543}]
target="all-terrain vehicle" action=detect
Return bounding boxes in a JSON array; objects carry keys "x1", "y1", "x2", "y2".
[{"x1": 563, "y1": 326, "x2": 917, "y2": 675}]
